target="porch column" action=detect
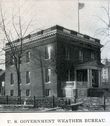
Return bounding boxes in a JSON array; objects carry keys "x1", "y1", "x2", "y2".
[
  {"x1": 74, "y1": 70, "x2": 77, "y2": 88},
  {"x1": 98, "y1": 70, "x2": 101, "y2": 87},
  {"x1": 87, "y1": 69, "x2": 92, "y2": 88}
]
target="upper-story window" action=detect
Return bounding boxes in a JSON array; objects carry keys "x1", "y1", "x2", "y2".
[
  {"x1": 26, "y1": 71, "x2": 30, "y2": 84},
  {"x1": 10, "y1": 56, "x2": 14, "y2": 65},
  {"x1": 65, "y1": 47, "x2": 70, "y2": 60},
  {"x1": 26, "y1": 51, "x2": 31, "y2": 62},
  {"x1": 91, "y1": 52, "x2": 95, "y2": 60},
  {"x1": 45, "y1": 46, "x2": 52, "y2": 59},
  {"x1": 2, "y1": 81, "x2": 5, "y2": 87},
  {"x1": 45, "y1": 68, "x2": 51, "y2": 83},
  {"x1": 79, "y1": 50, "x2": 83, "y2": 61},
  {"x1": 10, "y1": 73, "x2": 14, "y2": 85}
]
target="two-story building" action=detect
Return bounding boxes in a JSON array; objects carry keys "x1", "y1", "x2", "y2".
[{"x1": 5, "y1": 25, "x2": 103, "y2": 98}]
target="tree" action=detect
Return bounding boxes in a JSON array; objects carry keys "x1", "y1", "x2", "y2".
[
  {"x1": 0, "y1": 6, "x2": 33, "y2": 97},
  {"x1": 94, "y1": 2, "x2": 110, "y2": 47},
  {"x1": 0, "y1": 5, "x2": 56, "y2": 98}
]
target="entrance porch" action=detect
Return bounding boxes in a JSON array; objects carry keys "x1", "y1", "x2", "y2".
[{"x1": 63, "y1": 64, "x2": 102, "y2": 98}]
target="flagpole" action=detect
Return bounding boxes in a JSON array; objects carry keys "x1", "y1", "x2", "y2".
[
  {"x1": 108, "y1": 0, "x2": 110, "y2": 35},
  {"x1": 78, "y1": 0, "x2": 80, "y2": 32}
]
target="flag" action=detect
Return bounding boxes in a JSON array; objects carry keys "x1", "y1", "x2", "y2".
[{"x1": 78, "y1": 3, "x2": 85, "y2": 10}]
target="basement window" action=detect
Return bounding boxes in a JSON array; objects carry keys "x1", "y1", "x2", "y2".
[{"x1": 10, "y1": 90, "x2": 14, "y2": 96}]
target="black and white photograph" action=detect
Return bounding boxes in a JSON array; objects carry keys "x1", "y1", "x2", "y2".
[{"x1": 0, "y1": 0, "x2": 110, "y2": 124}]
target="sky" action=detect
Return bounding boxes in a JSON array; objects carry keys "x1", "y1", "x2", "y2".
[{"x1": 0, "y1": 0, "x2": 109, "y2": 69}]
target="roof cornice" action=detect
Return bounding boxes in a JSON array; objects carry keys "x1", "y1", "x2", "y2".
[{"x1": 5, "y1": 25, "x2": 102, "y2": 51}]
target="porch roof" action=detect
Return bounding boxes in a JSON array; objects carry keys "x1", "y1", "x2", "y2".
[{"x1": 75, "y1": 60, "x2": 104, "y2": 69}]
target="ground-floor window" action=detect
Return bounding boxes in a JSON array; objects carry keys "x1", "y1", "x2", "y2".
[
  {"x1": 26, "y1": 89, "x2": 30, "y2": 96},
  {"x1": 45, "y1": 89, "x2": 51, "y2": 96},
  {"x1": 45, "y1": 68, "x2": 51, "y2": 83},
  {"x1": 65, "y1": 69, "x2": 74, "y2": 81},
  {"x1": 77, "y1": 69, "x2": 87, "y2": 82},
  {"x1": 10, "y1": 90, "x2": 14, "y2": 96},
  {"x1": 26, "y1": 71, "x2": 31, "y2": 84}
]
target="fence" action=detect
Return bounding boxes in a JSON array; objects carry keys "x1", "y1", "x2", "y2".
[
  {"x1": 76, "y1": 96, "x2": 110, "y2": 111},
  {"x1": 0, "y1": 96, "x2": 71, "y2": 108},
  {"x1": 0, "y1": 95, "x2": 110, "y2": 110}
]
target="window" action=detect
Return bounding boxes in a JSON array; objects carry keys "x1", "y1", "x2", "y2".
[
  {"x1": 10, "y1": 56, "x2": 14, "y2": 65},
  {"x1": 26, "y1": 71, "x2": 30, "y2": 84},
  {"x1": 19, "y1": 72, "x2": 21, "y2": 84},
  {"x1": 77, "y1": 69, "x2": 87, "y2": 82},
  {"x1": 65, "y1": 47, "x2": 70, "y2": 60},
  {"x1": 45, "y1": 46, "x2": 52, "y2": 59},
  {"x1": 10, "y1": 90, "x2": 14, "y2": 96},
  {"x1": 79, "y1": 50, "x2": 83, "y2": 61},
  {"x1": 45, "y1": 68, "x2": 51, "y2": 83},
  {"x1": 2, "y1": 81, "x2": 4, "y2": 87},
  {"x1": 10, "y1": 73, "x2": 14, "y2": 85},
  {"x1": 20, "y1": 90, "x2": 21, "y2": 96},
  {"x1": 45, "y1": 89, "x2": 51, "y2": 96},
  {"x1": 26, "y1": 89, "x2": 30, "y2": 96},
  {"x1": 91, "y1": 52, "x2": 95, "y2": 60},
  {"x1": 65, "y1": 69, "x2": 74, "y2": 81},
  {"x1": 26, "y1": 51, "x2": 31, "y2": 62}
]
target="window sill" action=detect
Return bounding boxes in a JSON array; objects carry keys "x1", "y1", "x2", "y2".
[
  {"x1": 45, "y1": 58, "x2": 51, "y2": 61},
  {"x1": 26, "y1": 95, "x2": 30, "y2": 97},
  {"x1": 10, "y1": 84, "x2": 14, "y2": 86},
  {"x1": 25, "y1": 62, "x2": 30, "y2": 65},
  {"x1": 45, "y1": 95, "x2": 51, "y2": 97},
  {"x1": 26, "y1": 83, "x2": 31, "y2": 85},
  {"x1": 10, "y1": 65, "x2": 14, "y2": 67},
  {"x1": 45, "y1": 82, "x2": 51, "y2": 84},
  {"x1": 26, "y1": 61, "x2": 30, "y2": 63}
]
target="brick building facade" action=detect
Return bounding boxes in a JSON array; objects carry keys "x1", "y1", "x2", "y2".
[
  {"x1": 0, "y1": 69, "x2": 5, "y2": 96},
  {"x1": 5, "y1": 25, "x2": 102, "y2": 98}
]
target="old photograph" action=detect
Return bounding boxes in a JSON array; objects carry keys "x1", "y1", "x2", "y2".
[{"x1": 0, "y1": 0, "x2": 109, "y2": 113}]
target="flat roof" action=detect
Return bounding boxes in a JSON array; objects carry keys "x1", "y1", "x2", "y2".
[{"x1": 6, "y1": 25, "x2": 101, "y2": 47}]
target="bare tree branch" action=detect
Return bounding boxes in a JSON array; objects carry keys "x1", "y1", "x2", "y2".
[
  {"x1": 23, "y1": 18, "x2": 33, "y2": 37},
  {"x1": 12, "y1": 14, "x2": 20, "y2": 39},
  {"x1": 96, "y1": 15, "x2": 108, "y2": 26}
]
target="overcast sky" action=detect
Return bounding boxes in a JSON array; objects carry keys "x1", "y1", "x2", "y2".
[{"x1": 0, "y1": 0, "x2": 109, "y2": 69}]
